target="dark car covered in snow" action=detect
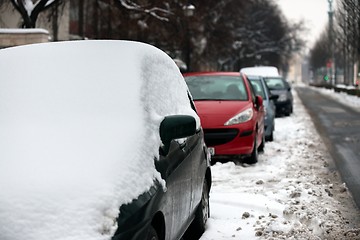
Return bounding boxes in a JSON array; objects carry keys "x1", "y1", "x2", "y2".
[{"x1": 0, "y1": 40, "x2": 211, "y2": 240}]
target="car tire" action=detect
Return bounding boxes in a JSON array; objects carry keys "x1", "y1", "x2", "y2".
[
  {"x1": 266, "y1": 131, "x2": 274, "y2": 142},
  {"x1": 183, "y1": 180, "x2": 209, "y2": 240},
  {"x1": 244, "y1": 137, "x2": 258, "y2": 164},
  {"x1": 258, "y1": 133, "x2": 265, "y2": 152},
  {"x1": 147, "y1": 226, "x2": 159, "y2": 240}
]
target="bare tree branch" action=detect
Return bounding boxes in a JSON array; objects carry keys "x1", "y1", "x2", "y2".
[
  {"x1": 9, "y1": 0, "x2": 59, "y2": 28},
  {"x1": 114, "y1": 0, "x2": 172, "y2": 22}
]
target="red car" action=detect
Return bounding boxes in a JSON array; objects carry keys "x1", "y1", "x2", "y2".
[{"x1": 184, "y1": 72, "x2": 265, "y2": 164}]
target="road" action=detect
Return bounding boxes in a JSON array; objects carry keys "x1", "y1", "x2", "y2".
[{"x1": 296, "y1": 86, "x2": 360, "y2": 208}]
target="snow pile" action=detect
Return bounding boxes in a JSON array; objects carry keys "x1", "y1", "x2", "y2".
[
  {"x1": 0, "y1": 40, "x2": 198, "y2": 240},
  {"x1": 201, "y1": 88, "x2": 360, "y2": 239},
  {"x1": 311, "y1": 86, "x2": 360, "y2": 112}
]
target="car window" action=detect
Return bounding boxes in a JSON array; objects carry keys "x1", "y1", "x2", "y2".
[
  {"x1": 185, "y1": 75, "x2": 248, "y2": 101},
  {"x1": 248, "y1": 79, "x2": 266, "y2": 98},
  {"x1": 264, "y1": 77, "x2": 286, "y2": 90}
]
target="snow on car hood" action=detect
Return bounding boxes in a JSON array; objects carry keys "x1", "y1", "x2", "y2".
[{"x1": 0, "y1": 40, "x2": 198, "y2": 240}]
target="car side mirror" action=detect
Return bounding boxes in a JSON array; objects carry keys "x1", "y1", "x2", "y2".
[
  {"x1": 255, "y1": 95, "x2": 263, "y2": 110},
  {"x1": 269, "y1": 94, "x2": 279, "y2": 101},
  {"x1": 160, "y1": 115, "x2": 196, "y2": 154},
  {"x1": 285, "y1": 82, "x2": 291, "y2": 91}
]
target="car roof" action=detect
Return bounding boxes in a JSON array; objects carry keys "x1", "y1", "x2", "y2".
[
  {"x1": 246, "y1": 75, "x2": 263, "y2": 80},
  {"x1": 183, "y1": 71, "x2": 241, "y2": 77},
  {"x1": 240, "y1": 66, "x2": 280, "y2": 77}
]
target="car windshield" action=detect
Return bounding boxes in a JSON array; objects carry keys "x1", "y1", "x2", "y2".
[
  {"x1": 248, "y1": 78, "x2": 266, "y2": 99},
  {"x1": 264, "y1": 77, "x2": 286, "y2": 90},
  {"x1": 185, "y1": 75, "x2": 248, "y2": 101}
]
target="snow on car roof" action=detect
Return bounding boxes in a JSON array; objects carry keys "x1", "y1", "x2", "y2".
[
  {"x1": 0, "y1": 40, "x2": 198, "y2": 240},
  {"x1": 240, "y1": 66, "x2": 280, "y2": 77}
]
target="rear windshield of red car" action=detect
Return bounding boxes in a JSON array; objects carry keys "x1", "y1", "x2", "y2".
[{"x1": 185, "y1": 75, "x2": 248, "y2": 101}]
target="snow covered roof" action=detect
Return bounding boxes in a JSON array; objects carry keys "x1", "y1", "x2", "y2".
[
  {"x1": 240, "y1": 66, "x2": 280, "y2": 77},
  {"x1": 0, "y1": 28, "x2": 49, "y2": 34},
  {"x1": 0, "y1": 40, "x2": 198, "y2": 240}
]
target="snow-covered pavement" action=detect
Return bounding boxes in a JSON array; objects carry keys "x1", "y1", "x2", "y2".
[{"x1": 200, "y1": 86, "x2": 360, "y2": 240}]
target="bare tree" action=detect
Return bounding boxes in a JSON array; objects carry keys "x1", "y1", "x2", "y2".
[
  {"x1": 113, "y1": 0, "x2": 172, "y2": 21},
  {"x1": 310, "y1": 31, "x2": 331, "y2": 71},
  {"x1": 193, "y1": 0, "x2": 305, "y2": 71},
  {"x1": 6, "y1": 0, "x2": 60, "y2": 28},
  {"x1": 336, "y1": 0, "x2": 360, "y2": 84}
]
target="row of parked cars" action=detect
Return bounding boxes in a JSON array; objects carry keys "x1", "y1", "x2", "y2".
[
  {"x1": 184, "y1": 66, "x2": 294, "y2": 164},
  {"x1": 0, "y1": 40, "x2": 293, "y2": 240}
]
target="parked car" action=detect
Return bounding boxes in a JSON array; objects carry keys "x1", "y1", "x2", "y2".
[
  {"x1": 263, "y1": 76, "x2": 293, "y2": 116},
  {"x1": 247, "y1": 75, "x2": 277, "y2": 141},
  {"x1": 240, "y1": 66, "x2": 293, "y2": 116},
  {"x1": 0, "y1": 40, "x2": 212, "y2": 240},
  {"x1": 184, "y1": 72, "x2": 265, "y2": 164}
]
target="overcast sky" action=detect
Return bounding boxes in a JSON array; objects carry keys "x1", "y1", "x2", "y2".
[{"x1": 275, "y1": 0, "x2": 332, "y2": 48}]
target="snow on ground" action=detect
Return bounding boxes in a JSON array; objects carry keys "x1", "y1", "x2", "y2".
[
  {"x1": 201, "y1": 86, "x2": 360, "y2": 240},
  {"x1": 313, "y1": 86, "x2": 360, "y2": 113}
]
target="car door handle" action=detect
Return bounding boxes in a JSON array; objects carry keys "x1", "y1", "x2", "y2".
[{"x1": 179, "y1": 141, "x2": 187, "y2": 150}]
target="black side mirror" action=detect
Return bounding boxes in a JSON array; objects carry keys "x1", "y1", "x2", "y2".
[
  {"x1": 269, "y1": 94, "x2": 279, "y2": 101},
  {"x1": 285, "y1": 82, "x2": 291, "y2": 91},
  {"x1": 160, "y1": 115, "x2": 196, "y2": 154}
]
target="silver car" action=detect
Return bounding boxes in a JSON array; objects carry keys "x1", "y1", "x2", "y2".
[{"x1": 247, "y1": 75, "x2": 277, "y2": 141}]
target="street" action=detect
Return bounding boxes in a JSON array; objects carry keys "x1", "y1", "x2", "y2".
[{"x1": 297, "y1": 86, "x2": 360, "y2": 208}]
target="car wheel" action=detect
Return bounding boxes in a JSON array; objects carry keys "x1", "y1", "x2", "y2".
[
  {"x1": 147, "y1": 226, "x2": 159, "y2": 240},
  {"x1": 183, "y1": 180, "x2": 209, "y2": 239},
  {"x1": 244, "y1": 137, "x2": 258, "y2": 164},
  {"x1": 266, "y1": 131, "x2": 274, "y2": 142},
  {"x1": 258, "y1": 133, "x2": 265, "y2": 152}
]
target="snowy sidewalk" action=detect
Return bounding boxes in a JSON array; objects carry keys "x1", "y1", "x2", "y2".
[{"x1": 200, "y1": 87, "x2": 360, "y2": 240}]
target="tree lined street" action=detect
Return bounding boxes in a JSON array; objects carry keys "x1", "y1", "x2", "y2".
[{"x1": 1, "y1": 1, "x2": 360, "y2": 239}]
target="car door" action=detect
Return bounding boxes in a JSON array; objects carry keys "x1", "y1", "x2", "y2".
[
  {"x1": 186, "y1": 97, "x2": 208, "y2": 215},
  {"x1": 246, "y1": 77, "x2": 265, "y2": 144},
  {"x1": 189, "y1": 129, "x2": 207, "y2": 215},
  {"x1": 157, "y1": 135, "x2": 194, "y2": 239}
]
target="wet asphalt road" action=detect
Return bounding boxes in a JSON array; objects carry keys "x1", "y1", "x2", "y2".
[{"x1": 296, "y1": 86, "x2": 360, "y2": 208}]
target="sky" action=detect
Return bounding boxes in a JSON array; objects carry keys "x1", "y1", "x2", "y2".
[{"x1": 275, "y1": 0, "x2": 331, "y2": 48}]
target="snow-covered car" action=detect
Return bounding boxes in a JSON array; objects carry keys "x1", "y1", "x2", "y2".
[
  {"x1": 0, "y1": 40, "x2": 211, "y2": 240},
  {"x1": 247, "y1": 75, "x2": 277, "y2": 141}
]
